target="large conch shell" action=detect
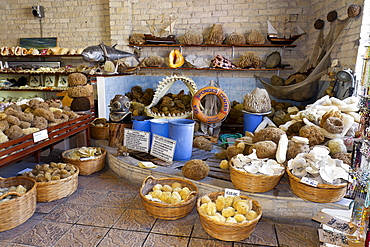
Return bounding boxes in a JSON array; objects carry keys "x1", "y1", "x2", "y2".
[{"x1": 144, "y1": 75, "x2": 198, "y2": 119}]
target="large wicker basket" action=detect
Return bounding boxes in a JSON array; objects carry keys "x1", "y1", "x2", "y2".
[
  {"x1": 62, "y1": 147, "x2": 106, "y2": 175},
  {"x1": 229, "y1": 160, "x2": 284, "y2": 193},
  {"x1": 286, "y1": 168, "x2": 348, "y2": 203},
  {"x1": 0, "y1": 176, "x2": 37, "y2": 232},
  {"x1": 140, "y1": 176, "x2": 198, "y2": 220},
  {"x1": 36, "y1": 166, "x2": 79, "y2": 202},
  {"x1": 197, "y1": 191, "x2": 262, "y2": 241}
]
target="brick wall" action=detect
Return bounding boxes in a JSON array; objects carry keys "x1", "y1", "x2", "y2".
[{"x1": 0, "y1": 0, "x2": 366, "y2": 95}]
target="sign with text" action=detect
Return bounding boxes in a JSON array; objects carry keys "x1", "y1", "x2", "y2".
[
  {"x1": 312, "y1": 211, "x2": 357, "y2": 235},
  {"x1": 33, "y1": 129, "x2": 48, "y2": 143},
  {"x1": 124, "y1": 129, "x2": 150, "y2": 153},
  {"x1": 225, "y1": 188, "x2": 240, "y2": 197},
  {"x1": 150, "y1": 134, "x2": 176, "y2": 163}
]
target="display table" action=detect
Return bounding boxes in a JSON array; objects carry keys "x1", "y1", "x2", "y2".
[{"x1": 0, "y1": 114, "x2": 94, "y2": 168}]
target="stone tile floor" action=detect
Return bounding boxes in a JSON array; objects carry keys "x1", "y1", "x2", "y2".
[{"x1": 0, "y1": 159, "x2": 321, "y2": 247}]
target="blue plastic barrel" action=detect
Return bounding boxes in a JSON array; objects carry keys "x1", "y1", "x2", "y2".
[
  {"x1": 132, "y1": 116, "x2": 153, "y2": 132},
  {"x1": 169, "y1": 119, "x2": 195, "y2": 161},
  {"x1": 243, "y1": 112, "x2": 263, "y2": 133}
]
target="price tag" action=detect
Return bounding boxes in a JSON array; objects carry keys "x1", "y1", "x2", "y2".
[
  {"x1": 224, "y1": 188, "x2": 240, "y2": 197},
  {"x1": 301, "y1": 177, "x2": 319, "y2": 187},
  {"x1": 33, "y1": 129, "x2": 48, "y2": 143}
]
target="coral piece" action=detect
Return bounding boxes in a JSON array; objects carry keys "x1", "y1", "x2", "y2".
[
  {"x1": 299, "y1": 125, "x2": 325, "y2": 146},
  {"x1": 193, "y1": 136, "x2": 213, "y2": 151},
  {"x1": 252, "y1": 127, "x2": 285, "y2": 144},
  {"x1": 181, "y1": 30, "x2": 203, "y2": 45},
  {"x1": 243, "y1": 88, "x2": 271, "y2": 113},
  {"x1": 249, "y1": 140, "x2": 277, "y2": 159},
  {"x1": 68, "y1": 73, "x2": 87, "y2": 86},
  {"x1": 182, "y1": 159, "x2": 210, "y2": 180},
  {"x1": 129, "y1": 33, "x2": 146, "y2": 45},
  {"x1": 205, "y1": 24, "x2": 225, "y2": 45},
  {"x1": 142, "y1": 56, "x2": 164, "y2": 67},
  {"x1": 322, "y1": 117, "x2": 344, "y2": 134},
  {"x1": 67, "y1": 85, "x2": 91, "y2": 98},
  {"x1": 246, "y1": 29, "x2": 265, "y2": 45},
  {"x1": 239, "y1": 51, "x2": 262, "y2": 69},
  {"x1": 4, "y1": 125, "x2": 23, "y2": 140},
  {"x1": 225, "y1": 32, "x2": 246, "y2": 45}
]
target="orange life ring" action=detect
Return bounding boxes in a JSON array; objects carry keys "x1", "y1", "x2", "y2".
[{"x1": 192, "y1": 86, "x2": 230, "y2": 124}]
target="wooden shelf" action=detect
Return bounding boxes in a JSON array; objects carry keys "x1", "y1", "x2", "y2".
[
  {"x1": 0, "y1": 87, "x2": 67, "y2": 92},
  {"x1": 138, "y1": 66, "x2": 293, "y2": 71},
  {"x1": 128, "y1": 44, "x2": 296, "y2": 48},
  {"x1": 0, "y1": 54, "x2": 82, "y2": 58}
]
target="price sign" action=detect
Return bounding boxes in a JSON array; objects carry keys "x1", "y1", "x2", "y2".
[
  {"x1": 33, "y1": 129, "x2": 48, "y2": 143},
  {"x1": 150, "y1": 134, "x2": 176, "y2": 163},
  {"x1": 124, "y1": 129, "x2": 150, "y2": 153},
  {"x1": 301, "y1": 177, "x2": 319, "y2": 187},
  {"x1": 224, "y1": 188, "x2": 240, "y2": 197}
]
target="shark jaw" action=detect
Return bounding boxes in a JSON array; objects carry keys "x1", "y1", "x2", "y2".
[{"x1": 144, "y1": 75, "x2": 198, "y2": 119}]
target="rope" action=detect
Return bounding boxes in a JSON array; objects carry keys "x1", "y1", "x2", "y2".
[{"x1": 218, "y1": 133, "x2": 243, "y2": 145}]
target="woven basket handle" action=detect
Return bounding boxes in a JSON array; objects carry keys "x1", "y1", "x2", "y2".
[
  {"x1": 0, "y1": 191, "x2": 23, "y2": 200},
  {"x1": 141, "y1": 175, "x2": 156, "y2": 190},
  {"x1": 185, "y1": 190, "x2": 197, "y2": 201}
]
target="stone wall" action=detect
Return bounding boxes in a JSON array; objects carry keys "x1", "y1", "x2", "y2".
[{"x1": 0, "y1": 0, "x2": 366, "y2": 98}]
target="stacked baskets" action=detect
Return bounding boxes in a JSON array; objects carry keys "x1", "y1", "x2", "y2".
[
  {"x1": 62, "y1": 147, "x2": 106, "y2": 175},
  {"x1": 0, "y1": 176, "x2": 37, "y2": 232},
  {"x1": 286, "y1": 169, "x2": 348, "y2": 203},
  {"x1": 140, "y1": 176, "x2": 198, "y2": 220},
  {"x1": 196, "y1": 191, "x2": 262, "y2": 241}
]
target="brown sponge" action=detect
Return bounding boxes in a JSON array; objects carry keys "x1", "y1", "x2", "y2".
[
  {"x1": 68, "y1": 73, "x2": 87, "y2": 86},
  {"x1": 182, "y1": 159, "x2": 210, "y2": 180},
  {"x1": 70, "y1": 97, "x2": 91, "y2": 111}
]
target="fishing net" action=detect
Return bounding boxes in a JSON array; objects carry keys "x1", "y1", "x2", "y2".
[{"x1": 257, "y1": 17, "x2": 352, "y2": 102}]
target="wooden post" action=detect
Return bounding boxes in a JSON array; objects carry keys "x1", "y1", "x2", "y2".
[{"x1": 108, "y1": 122, "x2": 132, "y2": 147}]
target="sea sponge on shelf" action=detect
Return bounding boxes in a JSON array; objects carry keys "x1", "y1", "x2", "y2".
[{"x1": 68, "y1": 72, "x2": 87, "y2": 86}]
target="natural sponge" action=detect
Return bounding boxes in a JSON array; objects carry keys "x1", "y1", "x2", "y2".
[
  {"x1": 299, "y1": 125, "x2": 325, "y2": 146},
  {"x1": 182, "y1": 159, "x2": 210, "y2": 180},
  {"x1": 181, "y1": 30, "x2": 203, "y2": 45},
  {"x1": 252, "y1": 127, "x2": 285, "y2": 144},
  {"x1": 67, "y1": 85, "x2": 91, "y2": 98},
  {"x1": 249, "y1": 140, "x2": 277, "y2": 159},
  {"x1": 239, "y1": 51, "x2": 262, "y2": 69},
  {"x1": 70, "y1": 97, "x2": 91, "y2": 111},
  {"x1": 68, "y1": 72, "x2": 87, "y2": 86}
]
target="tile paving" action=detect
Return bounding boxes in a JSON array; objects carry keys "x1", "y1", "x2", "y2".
[{"x1": 0, "y1": 159, "x2": 321, "y2": 247}]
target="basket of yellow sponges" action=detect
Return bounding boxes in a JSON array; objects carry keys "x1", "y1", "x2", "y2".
[
  {"x1": 0, "y1": 176, "x2": 37, "y2": 232},
  {"x1": 140, "y1": 176, "x2": 198, "y2": 220},
  {"x1": 197, "y1": 191, "x2": 262, "y2": 241}
]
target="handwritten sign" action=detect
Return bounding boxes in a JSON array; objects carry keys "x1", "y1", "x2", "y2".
[
  {"x1": 225, "y1": 188, "x2": 240, "y2": 197},
  {"x1": 124, "y1": 129, "x2": 150, "y2": 153},
  {"x1": 150, "y1": 134, "x2": 176, "y2": 163},
  {"x1": 33, "y1": 129, "x2": 48, "y2": 143},
  {"x1": 312, "y1": 212, "x2": 357, "y2": 235}
]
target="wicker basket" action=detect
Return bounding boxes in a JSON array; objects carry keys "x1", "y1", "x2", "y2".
[
  {"x1": 197, "y1": 191, "x2": 262, "y2": 241},
  {"x1": 139, "y1": 176, "x2": 198, "y2": 220},
  {"x1": 229, "y1": 160, "x2": 284, "y2": 193},
  {"x1": 90, "y1": 124, "x2": 109, "y2": 140},
  {"x1": 0, "y1": 176, "x2": 37, "y2": 232},
  {"x1": 62, "y1": 147, "x2": 106, "y2": 175},
  {"x1": 36, "y1": 166, "x2": 79, "y2": 202},
  {"x1": 286, "y1": 168, "x2": 348, "y2": 203}
]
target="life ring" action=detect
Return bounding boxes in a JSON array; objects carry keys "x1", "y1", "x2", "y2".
[{"x1": 192, "y1": 86, "x2": 230, "y2": 124}]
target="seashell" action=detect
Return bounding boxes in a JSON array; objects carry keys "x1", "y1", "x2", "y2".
[
  {"x1": 59, "y1": 48, "x2": 70, "y2": 55},
  {"x1": 76, "y1": 48, "x2": 84, "y2": 54},
  {"x1": 259, "y1": 163, "x2": 275, "y2": 175},
  {"x1": 1, "y1": 46, "x2": 9, "y2": 56},
  {"x1": 68, "y1": 49, "x2": 77, "y2": 55},
  {"x1": 310, "y1": 146, "x2": 330, "y2": 157},
  {"x1": 243, "y1": 163, "x2": 259, "y2": 174}
]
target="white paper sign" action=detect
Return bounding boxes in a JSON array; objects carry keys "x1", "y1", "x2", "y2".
[
  {"x1": 318, "y1": 229, "x2": 348, "y2": 247},
  {"x1": 33, "y1": 129, "x2": 48, "y2": 143},
  {"x1": 225, "y1": 188, "x2": 240, "y2": 197},
  {"x1": 301, "y1": 177, "x2": 319, "y2": 187},
  {"x1": 150, "y1": 134, "x2": 176, "y2": 163},
  {"x1": 124, "y1": 129, "x2": 150, "y2": 153}
]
